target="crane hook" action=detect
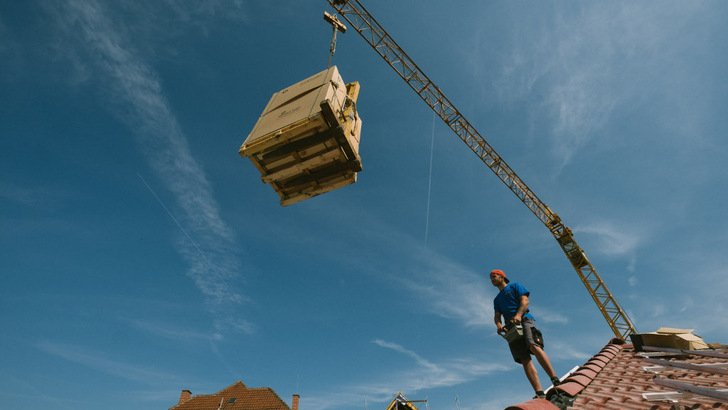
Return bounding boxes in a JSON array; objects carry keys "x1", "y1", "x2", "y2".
[{"x1": 324, "y1": 11, "x2": 347, "y2": 68}]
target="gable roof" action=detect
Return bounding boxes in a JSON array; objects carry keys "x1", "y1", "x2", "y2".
[
  {"x1": 170, "y1": 381, "x2": 292, "y2": 410},
  {"x1": 506, "y1": 338, "x2": 728, "y2": 410},
  {"x1": 385, "y1": 392, "x2": 421, "y2": 410}
]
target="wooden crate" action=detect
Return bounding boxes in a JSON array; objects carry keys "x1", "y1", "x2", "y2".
[{"x1": 239, "y1": 67, "x2": 363, "y2": 206}]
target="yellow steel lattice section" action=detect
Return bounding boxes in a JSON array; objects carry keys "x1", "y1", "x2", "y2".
[{"x1": 329, "y1": 0, "x2": 637, "y2": 340}]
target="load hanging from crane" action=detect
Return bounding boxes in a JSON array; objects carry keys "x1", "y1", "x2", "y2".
[{"x1": 239, "y1": 66, "x2": 363, "y2": 206}]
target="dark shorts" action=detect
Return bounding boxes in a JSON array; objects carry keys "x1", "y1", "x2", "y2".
[{"x1": 507, "y1": 317, "x2": 543, "y2": 363}]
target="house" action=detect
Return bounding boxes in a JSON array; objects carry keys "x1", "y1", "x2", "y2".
[
  {"x1": 384, "y1": 392, "x2": 422, "y2": 410},
  {"x1": 506, "y1": 334, "x2": 728, "y2": 409},
  {"x1": 169, "y1": 381, "x2": 298, "y2": 410}
]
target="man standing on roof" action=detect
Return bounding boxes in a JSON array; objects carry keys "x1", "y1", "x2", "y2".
[{"x1": 491, "y1": 269, "x2": 560, "y2": 399}]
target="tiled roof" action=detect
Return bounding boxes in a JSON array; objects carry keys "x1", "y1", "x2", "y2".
[
  {"x1": 507, "y1": 338, "x2": 728, "y2": 410},
  {"x1": 169, "y1": 381, "x2": 292, "y2": 410}
]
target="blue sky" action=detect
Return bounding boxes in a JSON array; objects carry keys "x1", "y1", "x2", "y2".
[{"x1": 1, "y1": 1, "x2": 727, "y2": 409}]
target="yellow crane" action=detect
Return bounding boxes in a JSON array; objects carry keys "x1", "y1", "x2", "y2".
[{"x1": 327, "y1": 0, "x2": 637, "y2": 340}]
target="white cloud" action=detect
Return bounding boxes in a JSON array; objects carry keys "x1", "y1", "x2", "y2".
[
  {"x1": 536, "y1": 307, "x2": 569, "y2": 325},
  {"x1": 372, "y1": 340, "x2": 438, "y2": 372},
  {"x1": 37, "y1": 341, "x2": 180, "y2": 384},
  {"x1": 547, "y1": 71, "x2": 616, "y2": 168},
  {"x1": 302, "y1": 340, "x2": 510, "y2": 410},
  {"x1": 125, "y1": 318, "x2": 214, "y2": 341},
  {"x1": 572, "y1": 220, "x2": 642, "y2": 257},
  {"x1": 51, "y1": 0, "x2": 248, "y2": 337},
  {"x1": 648, "y1": 303, "x2": 668, "y2": 320},
  {"x1": 371, "y1": 340, "x2": 511, "y2": 399},
  {"x1": 397, "y1": 260, "x2": 495, "y2": 329},
  {"x1": 544, "y1": 340, "x2": 593, "y2": 362},
  {"x1": 294, "y1": 204, "x2": 498, "y2": 331},
  {"x1": 0, "y1": 182, "x2": 67, "y2": 210},
  {"x1": 489, "y1": 2, "x2": 712, "y2": 168}
]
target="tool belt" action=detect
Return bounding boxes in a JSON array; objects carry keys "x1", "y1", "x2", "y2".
[{"x1": 501, "y1": 320, "x2": 545, "y2": 347}]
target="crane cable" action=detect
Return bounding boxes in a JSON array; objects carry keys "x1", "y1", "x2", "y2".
[{"x1": 424, "y1": 112, "x2": 436, "y2": 248}]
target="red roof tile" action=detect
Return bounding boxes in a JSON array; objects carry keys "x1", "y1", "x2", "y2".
[
  {"x1": 579, "y1": 362, "x2": 605, "y2": 373},
  {"x1": 569, "y1": 367, "x2": 598, "y2": 380},
  {"x1": 572, "y1": 343, "x2": 728, "y2": 409},
  {"x1": 552, "y1": 381, "x2": 583, "y2": 397},
  {"x1": 169, "y1": 381, "x2": 292, "y2": 410},
  {"x1": 509, "y1": 338, "x2": 728, "y2": 409},
  {"x1": 505, "y1": 398, "x2": 559, "y2": 410},
  {"x1": 561, "y1": 374, "x2": 591, "y2": 387}
]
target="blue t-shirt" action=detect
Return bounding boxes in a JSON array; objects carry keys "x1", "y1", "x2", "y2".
[{"x1": 493, "y1": 282, "x2": 535, "y2": 321}]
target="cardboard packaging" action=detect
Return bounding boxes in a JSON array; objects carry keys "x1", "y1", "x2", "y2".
[
  {"x1": 239, "y1": 66, "x2": 363, "y2": 206},
  {"x1": 632, "y1": 327, "x2": 709, "y2": 351}
]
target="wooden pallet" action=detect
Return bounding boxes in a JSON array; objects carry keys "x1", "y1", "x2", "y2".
[{"x1": 239, "y1": 93, "x2": 363, "y2": 206}]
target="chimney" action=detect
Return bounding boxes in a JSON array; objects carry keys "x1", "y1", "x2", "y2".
[
  {"x1": 291, "y1": 394, "x2": 300, "y2": 410},
  {"x1": 178, "y1": 390, "x2": 192, "y2": 405}
]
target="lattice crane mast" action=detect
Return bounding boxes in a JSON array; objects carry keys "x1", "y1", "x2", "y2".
[{"x1": 328, "y1": 0, "x2": 637, "y2": 340}]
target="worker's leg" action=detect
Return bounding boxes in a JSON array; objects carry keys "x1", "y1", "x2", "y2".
[
  {"x1": 529, "y1": 344, "x2": 557, "y2": 379},
  {"x1": 520, "y1": 357, "x2": 543, "y2": 393}
]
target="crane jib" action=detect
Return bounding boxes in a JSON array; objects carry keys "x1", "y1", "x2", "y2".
[{"x1": 328, "y1": 0, "x2": 637, "y2": 340}]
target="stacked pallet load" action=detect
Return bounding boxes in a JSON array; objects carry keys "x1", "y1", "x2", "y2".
[{"x1": 239, "y1": 66, "x2": 363, "y2": 206}]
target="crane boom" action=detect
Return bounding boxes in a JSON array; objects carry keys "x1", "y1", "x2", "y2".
[{"x1": 328, "y1": 0, "x2": 637, "y2": 340}]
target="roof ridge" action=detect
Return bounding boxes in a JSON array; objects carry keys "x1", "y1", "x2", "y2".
[
  {"x1": 545, "y1": 338, "x2": 626, "y2": 401},
  {"x1": 506, "y1": 339, "x2": 626, "y2": 410},
  {"x1": 168, "y1": 380, "x2": 294, "y2": 410},
  {"x1": 216, "y1": 380, "x2": 248, "y2": 394},
  {"x1": 508, "y1": 336, "x2": 728, "y2": 409}
]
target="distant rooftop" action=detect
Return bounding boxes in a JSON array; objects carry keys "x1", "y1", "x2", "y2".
[{"x1": 169, "y1": 381, "x2": 297, "y2": 410}]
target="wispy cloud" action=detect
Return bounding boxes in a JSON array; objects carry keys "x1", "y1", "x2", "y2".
[
  {"x1": 372, "y1": 340, "x2": 438, "y2": 372},
  {"x1": 396, "y1": 257, "x2": 495, "y2": 329},
  {"x1": 49, "y1": 0, "x2": 249, "y2": 337},
  {"x1": 489, "y1": 2, "x2": 712, "y2": 168},
  {"x1": 628, "y1": 258, "x2": 728, "y2": 339},
  {"x1": 571, "y1": 219, "x2": 642, "y2": 273},
  {"x1": 306, "y1": 207, "x2": 497, "y2": 330},
  {"x1": 372, "y1": 339, "x2": 507, "y2": 387},
  {"x1": 536, "y1": 307, "x2": 569, "y2": 325},
  {"x1": 543, "y1": 340, "x2": 593, "y2": 362},
  {"x1": 304, "y1": 339, "x2": 510, "y2": 409},
  {"x1": 0, "y1": 182, "x2": 73, "y2": 213},
  {"x1": 37, "y1": 341, "x2": 181, "y2": 384},
  {"x1": 572, "y1": 220, "x2": 642, "y2": 257},
  {"x1": 125, "y1": 318, "x2": 215, "y2": 342}
]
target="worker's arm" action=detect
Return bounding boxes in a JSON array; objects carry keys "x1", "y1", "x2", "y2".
[
  {"x1": 494, "y1": 311, "x2": 505, "y2": 334},
  {"x1": 512, "y1": 295, "x2": 529, "y2": 325}
]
